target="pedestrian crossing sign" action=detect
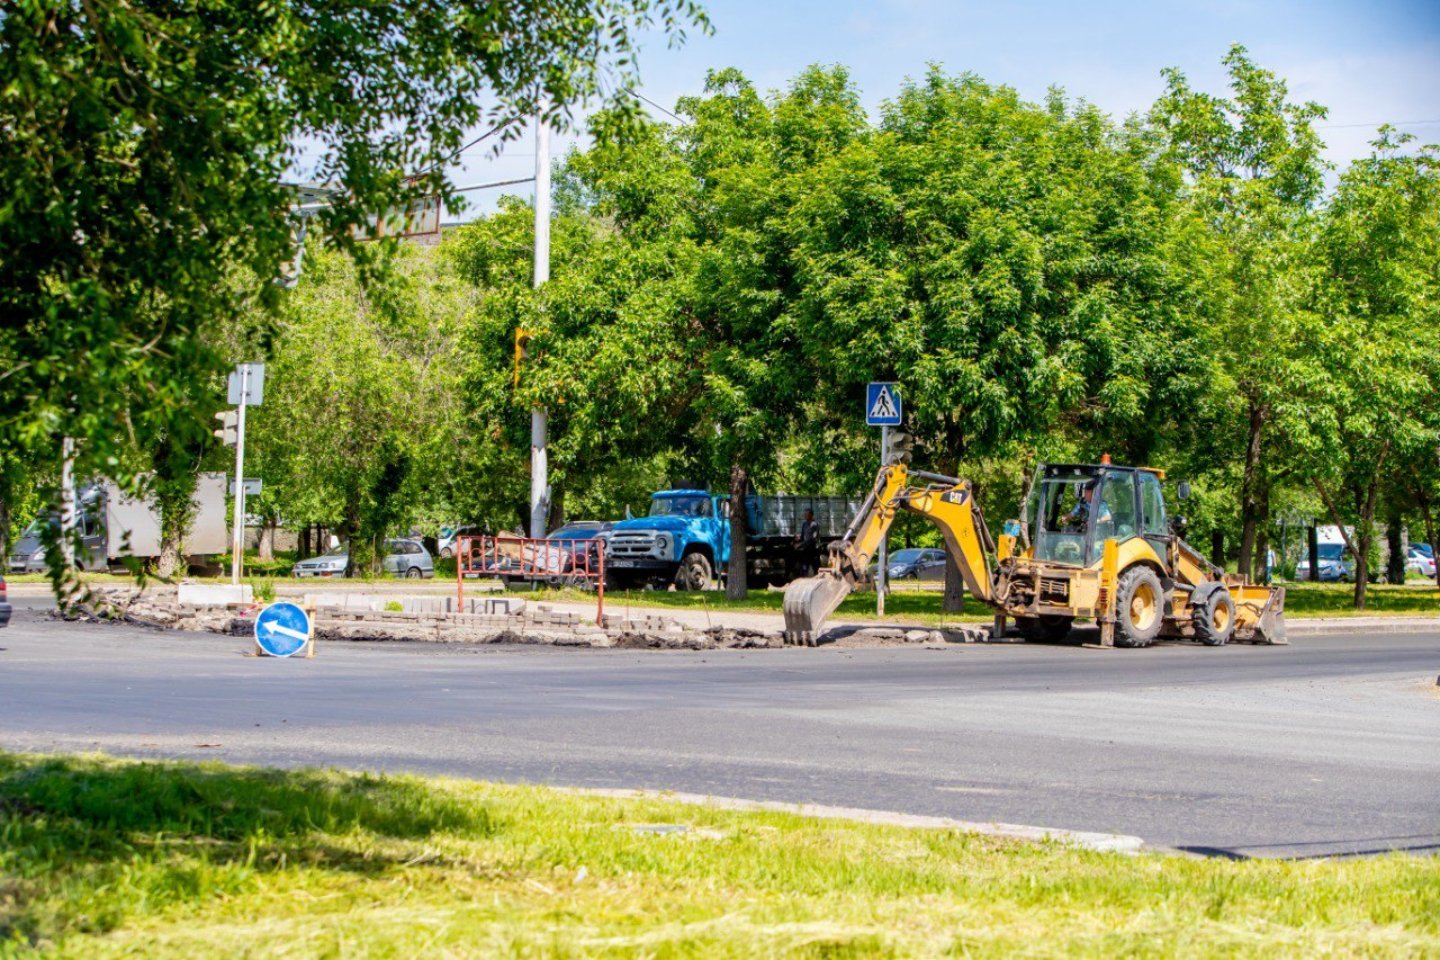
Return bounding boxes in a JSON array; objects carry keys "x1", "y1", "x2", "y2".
[{"x1": 866, "y1": 382, "x2": 901, "y2": 426}]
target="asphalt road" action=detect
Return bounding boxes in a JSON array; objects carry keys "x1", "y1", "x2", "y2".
[{"x1": 2, "y1": 597, "x2": 1437, "y2": 858}]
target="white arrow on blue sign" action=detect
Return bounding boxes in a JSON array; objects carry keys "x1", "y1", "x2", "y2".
[
  {"x1": 866, "y1": 382, "x2": 901, "y2": 426},
  {"x1": 253, "y1": 601, "x2": 311, "y2": 658}
]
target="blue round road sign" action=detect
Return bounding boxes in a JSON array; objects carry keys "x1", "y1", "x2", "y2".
[{"x1": 254, "y1": 601, "x2": 312, "y2": 658}]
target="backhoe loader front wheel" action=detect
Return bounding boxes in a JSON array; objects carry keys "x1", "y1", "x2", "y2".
[
  {"x1": 1114, "y1": 566, "x2": 1163, "y2": 648},
  {"x1": 1193, "y1": 587, "x2": 1235, "y2": 646}
]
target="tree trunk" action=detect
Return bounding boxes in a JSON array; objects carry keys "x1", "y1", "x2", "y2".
[
  {"x1": 1211, "y1": 530, "x2": 1225, "y2": 570},
  {"x1": 299, "y1": 524, "x2": 311, "y2": 560},
  {"x1": 155, "y1": 475, "x2": 198, "y2": 579},
  {"x1": 0, "y1": 495, "x2": 11, "y2": 565},
  {"x1": 257, "y1": 518, "x2": 276, "y2": 562},
  {"x1": 726, "y1": 463, "x2": 749, "y2": 601},
  {"x1": 1255, "y1": 529, "x2": 1270, "y2": 584},
  {"x1": 547, "y1": 486, "x2": 565, "y2": 535},
  {"x1": 1384, "y1": 511, "x2": 1404, "y2": 584},
  {"x1": 1237, "y1": 403, "x2": 1267, "y2": 577},
  {"x1": 1307, "y1": 525, "x2": 1319, "y2": 582},
  {"x1": 942, "y1": 549, "x2": 966, "y2": 613}
]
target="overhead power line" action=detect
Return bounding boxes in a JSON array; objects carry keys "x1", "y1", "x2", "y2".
[
  {"x1": 625, "y1": 88, "x2": 684, "y2": 124},
  {"x1": 413, "y1": 121, "x2": 509, "y2": 179},
  {"x1": 452, "y1": 176, "x2": 535, "y2": 193}
]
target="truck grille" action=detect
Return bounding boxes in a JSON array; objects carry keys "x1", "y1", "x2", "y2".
[{"x1": 607, "y1": 532, "x2": 659, "y2": 558}]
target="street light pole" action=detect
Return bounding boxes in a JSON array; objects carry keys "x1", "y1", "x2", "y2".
[{"x1": 529, "y1": 115, "x2": 551, "y2": 540}]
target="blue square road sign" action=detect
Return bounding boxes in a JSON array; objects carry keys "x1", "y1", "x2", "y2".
[{"x1": 866, "y1": 382, "x2": 901, "y2": 426}]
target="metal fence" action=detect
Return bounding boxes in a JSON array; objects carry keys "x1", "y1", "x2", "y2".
[{"x1": 456, "y1": 534, "x2": 607, "y2": 622}]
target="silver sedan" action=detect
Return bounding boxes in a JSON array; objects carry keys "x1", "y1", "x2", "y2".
[{"x1": 292, "y1": 539, "x2": 434, "y2": 578}]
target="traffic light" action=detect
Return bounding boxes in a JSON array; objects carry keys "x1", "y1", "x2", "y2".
[
  {"x1": 214, "y1": 410, "x2": 238, "y2": 446},
  {"x1": 883, "y1": 430, "x2": 914, "y2": 464}
]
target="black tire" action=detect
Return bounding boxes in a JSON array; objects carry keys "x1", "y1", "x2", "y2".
[
  {"x1": 1016, "y1": 615, "x2": 1074, "y2": 643},
  {"x1": 1114, "y1": 566, "x2": 1164, "y2": 648},
  {"x1": 676, "y1": 552, "x2": 714, "y2": 591},
  {"x1": 1193, "y1": 587, "x2": 1235, "y2": 646},
  {"x1": 406, "y1": 566, "x2": 423, "y2": 579},
  {"x1": 440, "y1": 547, "x2": 454, "y2": 560}
]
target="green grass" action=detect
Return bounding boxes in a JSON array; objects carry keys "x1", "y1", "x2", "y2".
[{"x1": 1, "y1": 753, "x2": 1436, "y2": 958}]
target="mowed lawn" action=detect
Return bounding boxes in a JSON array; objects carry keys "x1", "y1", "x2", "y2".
[{"x1": 1, "y1": 754, "x2": 1436, "y2": 958}]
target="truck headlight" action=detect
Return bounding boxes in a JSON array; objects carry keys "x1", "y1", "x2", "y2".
[
  {"x1": 655, "y1": 535, "x2": 669, "y2": 556},
  {"x1": 32, "y1": 549, "x2": 44, "y2": 561}
]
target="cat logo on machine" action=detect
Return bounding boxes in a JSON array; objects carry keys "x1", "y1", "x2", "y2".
[{"x1": 942, "y1": 489, "x2": 970, "y2": 506}]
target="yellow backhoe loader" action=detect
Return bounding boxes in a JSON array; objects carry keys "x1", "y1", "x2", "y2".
[{"x1": 783, "y1": 454, "x2": 1287, "y2": 648}]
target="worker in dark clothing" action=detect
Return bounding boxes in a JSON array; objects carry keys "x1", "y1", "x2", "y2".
[{"x1": 796, "y1": 509, "x2": 821, "y2": 576}]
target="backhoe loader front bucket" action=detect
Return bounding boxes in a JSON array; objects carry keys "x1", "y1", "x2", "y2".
[
  {"x1": 1253, "y1": 586, "x2": 1288, "y2": 645},
  {"x1": 783, "y1": 573, "x2": 854, "y2": 646}
]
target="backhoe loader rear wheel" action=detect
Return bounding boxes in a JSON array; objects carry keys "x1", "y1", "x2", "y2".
[
  {"x1": 1016, "y1": 615, "x2": 1074, "y2": 643},
  {"x1": 1114, "y1": 566, "x2": 1164, "y2": 648},
  {"x1": 1193, "y1": 587, "x2": 1236, "y2": 646}
]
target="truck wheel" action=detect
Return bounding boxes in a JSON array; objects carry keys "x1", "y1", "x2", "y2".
[
  {"x1": 1016, "y1": 615, "x2": 1074, "y2": 642},
  {"x1": 676, "y1": 552, "x2": 714, "y2": 591},
  {"x1": 1114, "y1": 566, "x2": 1164, "y2": 648},
  {"x1": 1193, "y1": 587, "x2": 1235, "y2": 646}
]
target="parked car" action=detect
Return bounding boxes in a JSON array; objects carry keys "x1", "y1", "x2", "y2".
[
  {"x1": 871, "y1": 547, "x2": 948, "y2": 581},
  {"x1": 1294, "y1": 542, "x2": 1354, "y2": 582},
  {"x1": 436, "y1": 525, "x2": 482, "y2": 560},
  {"x1": 292, "y1": 539, "x2": 435, "y2": 578},
  {"x1": 0, "y1": 572, "x2": 11, "y2": 628},
  {"x1": 1405, "y1": 544, "x2": 1436, "y2": 578}
]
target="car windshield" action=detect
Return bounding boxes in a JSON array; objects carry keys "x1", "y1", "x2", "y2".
[
  {"x1": 549, "y1": 528, "x2": 595, "y2": 540},
  {"x1": 890, "y1": 549, "x2": 924, "y2": 563},
  {"x1": 1317, "y1": 543, "x2": 1344, "y2": 560},
  {"x1": 1413, "y1": 543, "x2": 1434, "y2": 558},
  {"x1": 321, "y1": 544, "x2": 347, "y2": 558},
  {"x1": 649, "y1": 496, "x2": 710, "y2": 518},
  {"x1": 20, "y1": 518, "x2": 50, "y2": 538}
]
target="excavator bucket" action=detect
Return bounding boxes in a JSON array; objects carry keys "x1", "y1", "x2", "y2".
[
  {"x1": 1253, "y1": 586, "x2": 1288, "y2": 645},
  {"x1": 783, "y1": 573, "x2": 855, "y2": 646}
]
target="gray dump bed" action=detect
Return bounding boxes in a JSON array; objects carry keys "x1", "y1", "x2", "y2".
[{"x1": 758, "y1": 496, "x2": 862, "y2": 540}]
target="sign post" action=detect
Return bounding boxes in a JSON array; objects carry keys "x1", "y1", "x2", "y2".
[
  {"x1": 225, "y1": 364, "x2": 264, "y2": 586},
  {"x1": 866, "y1": 382, "x2": 902, "y2": 617}
]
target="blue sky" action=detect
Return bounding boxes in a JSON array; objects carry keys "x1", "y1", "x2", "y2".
[{"x1": 445, "y1": 0, "x2": 1440, "y2": 218}]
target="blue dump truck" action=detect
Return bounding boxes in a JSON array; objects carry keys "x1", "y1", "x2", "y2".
[{"x1": 601, "y1": 488, "x2": 862, "y2": 590}]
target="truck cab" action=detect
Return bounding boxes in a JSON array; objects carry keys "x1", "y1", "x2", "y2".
[
  {"x1": 602, "y1": 489, "x2": 772, "y2": 590},
  {"x1": 603, "y1": 490, "x2": 728, "y2": 589}
]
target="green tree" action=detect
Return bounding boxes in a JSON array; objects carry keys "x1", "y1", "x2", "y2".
[
  {"x1": 244, "y1": 246, "x2": 475, "y2": 575},
  {"x1": 1309, "y1": 131, "x2": 1440, "y2": 607},
  {"x1": 1, "y1": 0, "x2": 705, "y2": 593},
  {"x1": 1148, "y1": 45, "x2": 1330, "y2": 579}
]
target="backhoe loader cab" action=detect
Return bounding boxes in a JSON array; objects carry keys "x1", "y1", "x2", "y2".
[
  {"x1": 1025, "y1": 464, "x2": 1162, "y2": 569},
  {"x1": 782, "y1": 456, "x2": 1287, "y2": 648}
]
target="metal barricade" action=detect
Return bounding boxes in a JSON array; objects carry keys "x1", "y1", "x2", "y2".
[{"x1": 455, "y1": 534, "x2": 606, "y2": 622}]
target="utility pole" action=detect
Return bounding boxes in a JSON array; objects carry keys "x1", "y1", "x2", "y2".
[{"x1": 529, "y1": 114, "x2": 551, "y2": 540}]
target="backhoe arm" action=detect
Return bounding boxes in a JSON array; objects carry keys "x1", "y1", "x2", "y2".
[{"x1": 783, "y1": 462, "x2": 996, "y2": 645}]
